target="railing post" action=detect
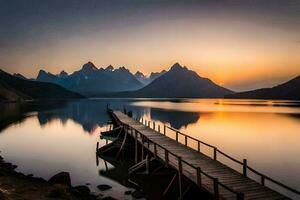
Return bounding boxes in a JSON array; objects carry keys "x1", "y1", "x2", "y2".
[
  {"x1": 148, "y1": 121, "x2": 150, "y2": 127},
  {"x1": 196, "y1": 167, "x2": 202, "y2": 186},
  {"x1": 237, "y1": 193, "x2": 244, "y2": 200},
  {"x1": 176, "y1": 131, "x2": 178, "y2": 142},
  {"x1": 96, "y1": 142, "x2": 99, "y2": 152},
  {"x1": 153, "y1": 121, "x2": 155, "y2": 130},
  {"x1": 165, "y1": 149, "x2": 169, "y2": 167},
  {"x1": 141, "y1": 118, "x2": 143, "y2": 124},
  {"x1": 213, "y1": 178, "x2": 219, "y2": 200},
  {"x1": 158, "y1": 125, "x2": 160, "y2": 133},
  {"x1": 141, "y1": 136, "x2": 144, "y2": 159},
  {"x1": 261, "y1": 176, "x2": 265, "y2": 186},
  {"x1": 243, "y1": 159, "x2": 247, "y2": 176},
  {"x1": 214, "y1": 147, "x2": 217, "y2": 160},
  {"x1": 185, "y1": 135, "x2": 187, "y2": 146},
  {"x1": 163, "y1": 125, "x2": 166, "y2": 135},
  {"x1": 198, "y1": 141, "x2": 200, "y2": 152},
  {"x1": 154, "y1": 143, "x2": 157, "y2": 158},
  {"x1": 178, "y1": 157, "x2": 183, "y2": 199}
]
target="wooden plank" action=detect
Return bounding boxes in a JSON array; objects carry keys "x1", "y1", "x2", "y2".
[{"x1": 112, "y1": 111, "x2": 291, "y2": 200}]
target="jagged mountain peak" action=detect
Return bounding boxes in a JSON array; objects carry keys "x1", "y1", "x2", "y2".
[
  {"x1": 13, "y1": 73, "x2": 27, "y2": 80},
  {"x1": 81, "y1": 62, "x2": 98, "y2": 72},
  {"x1": 170, "y1": 62, "x2": 186, "y2": 71},
  {"x1": 149, "y1": 70, "x2": 166, "y2": 79},
  {"x1": 105, "y1": 65, "x2": 114, "y2": 71},
  {"x1": 58, "y1": 70, "x2": 68, "y2": 78},
  {"x1": 115, "y1": 66, "x2": 130, "y2": 73},
  {"x1": 135, "y1": 71, "x2": 146, "y2": 78}
]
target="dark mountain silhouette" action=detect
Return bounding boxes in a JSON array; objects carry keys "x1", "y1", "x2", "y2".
[
  {"x1": 0, "y1": 69, "x2": 83, "y2": 102},
  {"x1": 149, "y1": 70, "x2": 166, "y2": 80},
  {"x1": 134, "y1": 70, "x2": 166, "y2": 85},
  {"x1": 37, "y1": 70, "x2": 59, "y2": 83},
  {"x1": 226, "y1": 76, "x2": 300, "y2": 100},
  {"x1": 13, "y1": 73, "x2": 27, "y2": 80},
  {"x1": 58, "y1": 70, "x2": 68, "y2": 78},
  {"x1": 115, "y1": 63, "x2": 233, "y2": 98},
  {"x1": 36, "y1": 62, "x2": 144, "y2": 96}
]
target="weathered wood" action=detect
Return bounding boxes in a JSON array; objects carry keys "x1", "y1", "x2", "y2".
[
  {"x1": 165, "y1": 149, "x2": 169, "y2": 167},
  {"x1": 243, "y1": 159, "x2": 247, "y2": 177},
  {"x1": 112, "y1": 111, "x2": 293, "y2": 200},
  {"x1": 178, "y1": 156, "x2": 183, "y2": 199}
]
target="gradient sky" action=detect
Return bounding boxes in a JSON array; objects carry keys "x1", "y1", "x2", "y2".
[{"x1": 0, "y1": 0, "x2": 299, "y2": 91}]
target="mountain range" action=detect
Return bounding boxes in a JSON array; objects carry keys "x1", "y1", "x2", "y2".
[
  {"x1": 113, "y1": 63, "x2": 234, "y2": 98},
  {"x1": 1, "y1": 61, "x2": 300, "y2": 100},
  {"x1": 37, "y1": 62, "x2": 156, "y2": 96},
  {"x1": 0, "y1": 69, "x2": 82, "y2": 102}
]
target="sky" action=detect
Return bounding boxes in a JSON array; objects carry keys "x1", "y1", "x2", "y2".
[{"x1": 0, "y1": 0, "x2": 299, "y2": 91}]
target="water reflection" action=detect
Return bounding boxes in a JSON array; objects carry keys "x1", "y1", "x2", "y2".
[
  {"x1": 150, "y1": 108, "x2": 200, "y2": 129},
  {"x1": 0, "y1": 99, "x2": 299, "y2": 199}
]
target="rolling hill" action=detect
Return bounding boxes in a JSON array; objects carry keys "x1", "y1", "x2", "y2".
[
  {"x1": 0, "y1": 69, "x2": 83, "y2": 102},
  {"x1": 226, "y1": 75, "x2": 300, "y2": 100}
]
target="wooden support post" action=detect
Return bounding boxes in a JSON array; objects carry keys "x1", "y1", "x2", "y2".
[
  {"x1": 164, "y1": 125, "x2": 166, "y2": 135},
  {"x1": 261, "y1": 176, "x2": 265, "y2": 186},
  {"x1": 198, "y1": 141, "x2": 200, "y2": 152},
  {"x1": 148, "y1": 121, "x2": 150, "y2": 127},
  {"x1": 237, "y1": 193, "x2": 244, "y2": 200},
  {"x1": 146, "y1": 155, "x2": 150, "y2": 174},
  {"x1": 243, "y1": 159, "x2": 247, "y2": 176},
  {"x1": 213, "y1": 147, "x2": 217, "y2": 160},
  {"x1": 196, "y1": 167, "x2": 202, "y2": 186},
  {"x1": 135, "y1": 130, "x2": 138, "y2": 163},
  {"x1": 153, "y1": 121, "x2": 155, "y2": 130},
  {"x1": 213, "y1": 178, "x2": 219, "y2": 200},
  {"x1": 141, "y1": 118, "x2": 143, "y2": 124},
  {"x1": 154, "y1": 143, "x2": 157, "y2": 158},
  {"x1": 141, "y1": 136, "x2": 144, "y2": 160},
  {"x1": 96, "y1": 142, "x2": 99, "y2": 152},
  {"x1": 158, "y1": 125, "x2": 160, "y2": 133},
  {"x1": 176, "y1": 131, "x2": 178, "y2": 142},
  {"x1": 165, "y1": 149, "x2": 169, "y2": 167},
  {"x1": 178, "y1": 157, "x2": 183, "y2": 199},
  {"x1": 185, "y1": 135, "x2": 187, "y2": 146}
]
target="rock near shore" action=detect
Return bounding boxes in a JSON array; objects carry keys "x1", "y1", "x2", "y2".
[{"x1": 48, "y1": 171, "x2": 71, "y2": 186}]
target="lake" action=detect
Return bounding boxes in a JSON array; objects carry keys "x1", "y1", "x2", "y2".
[{"x1": 0, "y1": 99, "x2": 299, "y2": 199}]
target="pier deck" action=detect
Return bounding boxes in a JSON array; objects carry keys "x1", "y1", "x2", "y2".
[{"x1": 112, "y1": 110, "x2": 295, "y2": 200}]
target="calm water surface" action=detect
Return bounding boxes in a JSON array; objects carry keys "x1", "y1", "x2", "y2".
[{"x1": 0, "y1": 99, "x2": 299, "y2": 199}]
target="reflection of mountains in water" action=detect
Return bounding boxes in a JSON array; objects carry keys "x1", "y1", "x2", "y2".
[
  {"x1": 1, "y1": 99, "x2": 201, "y2": 133},
  {"x1": 0, "y1": 101, "x2": 66, "y2": 132},
  {"x1": 37, "y1": 100, "x2": 111, "y2": 133},
  {"x1": 150, "y1": 108, "x2": 200, "y2": 129}
]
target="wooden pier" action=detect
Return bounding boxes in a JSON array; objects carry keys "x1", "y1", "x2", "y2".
[{"x1": 109, "y1": 110, "x2": 299, "y2": 200}]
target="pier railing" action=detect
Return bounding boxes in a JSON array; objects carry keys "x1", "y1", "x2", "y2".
[
  {"x1": 123, "y1": 123, "x2": 244, "y2": 200},
  {"x1": 138, "y1": 117, "x2": 300, "y2": 198}
]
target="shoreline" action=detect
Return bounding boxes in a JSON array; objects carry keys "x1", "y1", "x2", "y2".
[{"x1": 0, "y1": 154, "x2": 101, "y2": 200}]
